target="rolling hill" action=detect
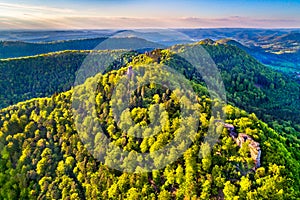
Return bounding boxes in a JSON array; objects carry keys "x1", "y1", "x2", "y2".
[
  {"x1": 0, "y1": 38, "x2": 299, "y2": 199},
  {"x1": 0, "y1": 39, "x2": 299, "y2": 139},
  {"x1": 178, "y1": 29, "x2": 300, "y2": 75},
  {"x1": 0, "y1": 37, "x2": 163, "y2": 59},
  {"x1": 0, "y1": 62, "x2": 299, "y2": 199},
  {"x1": 0, "y1": 38, "x2": 106, "y2": 59}
]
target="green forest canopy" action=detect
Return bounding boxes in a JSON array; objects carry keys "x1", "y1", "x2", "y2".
[
  {"x1": 1, "y1": 40, "x2": 298, "y2": 154},
  {"x1": 0, "y1": 40, "x2": 299, "y2": 199},
  {"x1": 0, "y1": 58, "x2": 300, "y2": 199}
]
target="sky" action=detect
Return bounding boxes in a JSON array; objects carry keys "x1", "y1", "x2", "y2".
[{"x1": 0, "y1": 0, "x2": 300, "y2": 29}]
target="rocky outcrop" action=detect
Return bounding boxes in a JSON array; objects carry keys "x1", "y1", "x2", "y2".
[
  {"x1": 215, "y1": 121, "x2": 261, "y2": 169},
  {"x1": 235, "y1": 133, "x2": 261, "y2": 169}
]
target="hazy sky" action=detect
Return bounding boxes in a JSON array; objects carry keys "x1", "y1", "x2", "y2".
[{"x1": 0, "y1": 0, "x2": 300, "y2": 29}]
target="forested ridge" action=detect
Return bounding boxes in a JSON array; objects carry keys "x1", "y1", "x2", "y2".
[
  {"x1": 215, "y1": 38, "x2": 300, "y2": 75},
  {"x1": 0, "y1": 40, "x2": 298, "y2": 156},
  {"x1": 0, "y1": 40, "x2": 299, "y2": 199},
  {"x1": 0, "y1": 38, "x2": 106, "y2": 59},
  {"x1": 166, "y1": 41, "x2": 300, "y2": 148},
  {"x1": 1, "y1": 40, "x2": 299, "y2": 125},
  {"x1": 0, "y1": 50, "x2": 137, "y2": 109},
  {"x1": 0, "y1": 64, "x2": 299, "y2": 199},
  {"x1": 0, "y1": 37, "x2": 162, "y2": 60}
]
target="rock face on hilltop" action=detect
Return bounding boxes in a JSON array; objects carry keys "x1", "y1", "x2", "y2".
[
  {"x1": 235, "y1": 133, "x2": 261, "y2": 169},
  {"x1": 218, "y1": 122, "x2": 261, "y2": 170}
]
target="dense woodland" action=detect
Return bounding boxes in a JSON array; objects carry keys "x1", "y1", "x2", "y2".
[
  {"x1": 0, "y1": 37, "x2": 161, "y2": 60},
  {"x1": 167, "y1": 41, "x2": 300, "y2": 144},
  {"x1": 0, "y1": 40, "x2": 299, "y2": 199},
  {"x1": 0, "y1": 38, "x2": 106, "y2": 59},
  {"x1": 0, "y1": 50, "x2": 137, "y2": 109},
  {"x1": 0, "y1": 66, "x2": 299, "y2": 199}
]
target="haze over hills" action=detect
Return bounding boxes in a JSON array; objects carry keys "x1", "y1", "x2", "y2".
[
  {"x1": 215, "y1": 38, "x2": 300, "y2": 77},
  {"x1": 0, "y1": 37, "x2": 165, "y2": 59},
  {"x1": 177, "y1": 28, "x2": 300, "y2": 51},
  {"x1": 178, "y1": 29, "x2": 300, "y2": 75},
  {"x1": 0, "y1": 30, "x2": 117, "y2": 42},
  {"x1": 0, "y1": 38, "x2": 106, "y2": 59},
  {"x1": 1, "y1": 29, "x2": 300, "y2": 76}
]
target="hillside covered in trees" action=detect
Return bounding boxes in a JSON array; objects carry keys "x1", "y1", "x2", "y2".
[
  {"x1": 0, "y1": 62, "x2": 299, "y2": 199},
  {"x1": 0, "y1": 37, "x2": 162, "y2": 59},
  {"x1": 0, "y1": 50, "x2": 138, "y2": 108},
  {"x1": 1, "y1": 40, "x2": 298, "y2": 145},
  {"x1": 179, "y1": 29, "x2": 300, "y2": 75},
  {"x1": 0, "y1": 39, "x2": 299, "y2": 199},
  {"x1": 0, "y1": 38, "x2": 106, "y2": 59}
]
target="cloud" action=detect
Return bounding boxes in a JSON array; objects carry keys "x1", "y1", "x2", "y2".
[
  {"x1": 0, "y1": 3, "x2": 299, "y2": 29},
  {"x1": 0, "y1": 3, "x2": 300, "y2": 29},
  {"x1": 175, "y1": 16, "x2": 300, "y2": 28},
  {"x1": 0, "y1": 2, "x2": 74, "y2": 14}
]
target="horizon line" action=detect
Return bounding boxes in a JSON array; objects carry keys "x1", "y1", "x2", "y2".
[{"x1": 1, "y1": 27, "x2": 300, "y2": 31}]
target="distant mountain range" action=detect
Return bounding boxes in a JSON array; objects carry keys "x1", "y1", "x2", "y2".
[
  {"x1": 215, "y1": 38, "x2": 300, "y2": 77},
  {"x1": 178, "y1": 29, "x2": 300, "y2": 74},
  {"x1": 0, "y1": 37, "x2": 164, "y2": 59},
  {"x1": 1, "y1": 29, "x2": 300, "y2": 76},
  {"x1": 0, "y1": 30, "x2": 117, "y2": 42}
]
